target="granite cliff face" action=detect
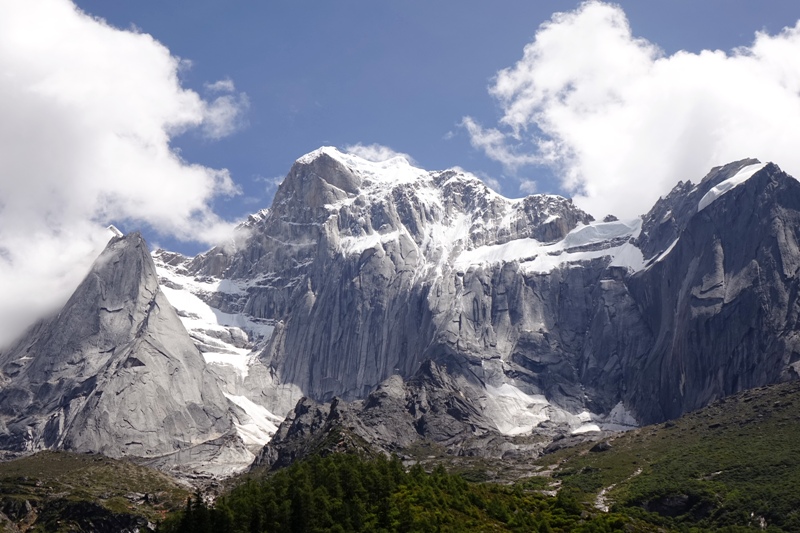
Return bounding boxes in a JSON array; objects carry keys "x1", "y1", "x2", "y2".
[
  {"x1": 621, "y1": 161, "x2": 800, "y2": 423},
  {"x1": 0, "y1": 233, "x2": 255, "y2": 475},
  {"x1": 154, "y1": 149, "x2": 800, "y2": 466},
  {"x1": 2, "y1": 148, "x2": 799, "y2": 472}
]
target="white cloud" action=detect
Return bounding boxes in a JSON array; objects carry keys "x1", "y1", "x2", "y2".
[
  {"x1": 202, "y1": 92, "x2": 250, "y2": 139},
  {"x1": 460, "y1": 117, "x2": 538, "y2": 170},
  {"x1": 519, "y1": 179, "x2": 538, "y2": 194},
  {"x1": 344, "y1": 143, "x2": 416, "y2": 165},
  {"x1": 205, "y1": 77, "x2": 236, "y2": 93},
  {"x1": 0, "y1": 0, "x2": 249, "y2": 345},
  {"x1": 465, "y1": 1, "x2": 800, "y2": 219}
]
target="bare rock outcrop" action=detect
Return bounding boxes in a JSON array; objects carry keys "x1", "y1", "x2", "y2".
[{"x1": 0, "y1": 233, "x2": 235, "y2": 462}]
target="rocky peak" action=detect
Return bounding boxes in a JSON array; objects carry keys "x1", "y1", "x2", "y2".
[
  {"x1": 636, "y1": 158, "x2": 761, "y2": 260},
  {"x1": 624, "y1": 160, "x2": 800, "y2": 423},
  {"x1": 190, "y1": 147, "x2": 595, "y2": 280},
  {"x1": 272, "y1": 149, "x2": 362, "y2": 215},
  {"x1": 0, "y1": 231, "x2": 236, "y2": 464}
]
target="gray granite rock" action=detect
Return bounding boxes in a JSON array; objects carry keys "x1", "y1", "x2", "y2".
[
  {"x1": 4, "y1": 148, "x2": 799, "y2": 474},
  {"x1": 0, "y1": 233, "x2": 235, "y2": 461}
]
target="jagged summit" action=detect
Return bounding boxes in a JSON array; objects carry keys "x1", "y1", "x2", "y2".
[
  {"x1": 289, "y1": 145, "x2": 555, "y2": 206},
  {"x1": 295, "y1": 145, "x2": 415, "y2": 176},
  {"x1": 3, "y1": 151, "x2": 799, "y2": 476},
  {"x1": 0, "y1": 231, "x2": 238, "y2": 468},
  {"x1": 193, "y1": 146, "x2": 596, "y2": 280}
]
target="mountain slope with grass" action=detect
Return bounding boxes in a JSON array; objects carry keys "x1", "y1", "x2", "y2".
[
  {"x1": 155, "y1": 379, "x2": 800, "y2": 532},
  {"x1": 0, "y1": 451, "x2": 189, "y2": 532},
  {"x1": 541, "y1": 379, "x2": 800, "y2": 531}
]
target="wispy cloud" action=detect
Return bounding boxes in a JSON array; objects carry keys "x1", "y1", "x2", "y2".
[
  {"x1": 344, "y1": 143, "x2": 416, "y2": 165},
  {"x1": 460, "y1": 117, "x2": 538, "y2": 170},
  {"x1": 205, "y1": 77, "x2": 236, "y2": 94},
  {"x1": 464, "y1": 0, "x2": 800, "y2": 219},
  {"x1": 202, "y1": 92, "x2": 250, "y2": 139},
  {"x1": 519, "y1": 179, "x2": 537, "y2": 195}
]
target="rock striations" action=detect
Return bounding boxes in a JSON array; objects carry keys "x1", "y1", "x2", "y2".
[
  {"x1": 0, "y1": 233, "x2": 254, "y2": 475},
  {"x1": 2, "y1": 148, "x2": 800, "y2": 474}
]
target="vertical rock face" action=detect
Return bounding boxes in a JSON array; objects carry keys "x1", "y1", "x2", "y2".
[
  {"x1": 4, "y1": 147, "x2": 800, "y2": 471},
  {"x1": 176, "y1": 150, "x2": 800, "y2": 447},
  {"x1": 0, "y1": 233, "x2": 234, "y2": 460},
  {"x1": 184, "y1": 148, "x2": 604, "y2": 420},
  {"x1": 620, "y1": 162, "x2": 800, "y2": 423}
]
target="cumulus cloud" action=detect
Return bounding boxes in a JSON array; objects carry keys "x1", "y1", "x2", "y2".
[
  {"x1": 344, "y1": 143, "x2": 417, "y2": 165},
  {"x1": 0, "y1": 0, "x2": 249, "y2": 345},
  {"x1": 465, "y1": 1, "x2": 800, "y2": 219}
]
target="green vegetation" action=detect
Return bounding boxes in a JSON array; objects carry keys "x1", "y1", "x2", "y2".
[
  {"x1": 160, "y1": 380, "x2": 800, "y2": 532},
  {"x1": 159, "y1": 453, "x2": 641, "y2": 533},
  {"x1": 0, "y1": 450, "x2": 188, "y2": 531},
  {"x1": 543, "y1": 380, "x2": 800, "y2": 531},
  {"x1": 3, "y1": 380, "x2": 799, "y2": 531}
]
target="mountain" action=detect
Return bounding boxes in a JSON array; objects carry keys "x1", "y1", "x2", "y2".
[
  {"x1": 0, "y1": 233, "x2": 254, "y2": 476},
  {"x1": 537, "y1": 378, "x2": 800, "y2": 530},
  {"x1": 154, "y1": 149, "x2": 800, "y2": 467},
  {"x1": 1, "y1": 147, "x2": 799, "y2": 475}
]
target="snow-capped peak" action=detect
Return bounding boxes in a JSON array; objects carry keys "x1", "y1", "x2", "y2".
[
  {"x1": 697, "y1": 161, "x2": 767, "y2": 211},
  {"x1": 296, "y1": 145, "x2": 413, "y2": 171}
]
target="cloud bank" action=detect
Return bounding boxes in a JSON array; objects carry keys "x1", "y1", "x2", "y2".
[
  {"x1": 0, "y1": 0, "x2": 248, "y2": 345},
  {"x1": 465, "y1": 1, "x2": 800, "y2": 219}
]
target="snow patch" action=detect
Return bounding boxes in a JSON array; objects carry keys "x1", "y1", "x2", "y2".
[
  {"x1": 455, "y1": 218, "x2": 644, "y2": 273},
  {"x1": 202, "y1": 352, "x2": 250, "y2": 376},
  {"x1": 594, "y1": 402, "x2": 639, "y2": 432},
  {"x1": 340, "y1": 230, "x2": 401, "y2": 256},
  {"x1": 484, "y1": 383, "x2": 551, "y2": 435},
  {"x1": 154, "y1": 254, "x2": 275, "y2": 380},
  {"x1": 645, "y1": 238, "x2": 679, "y2": 268},
  {"x1": 572, "y1": 424, "x2": 602, "y2": 435},
  {"x1": 561, "y1": 219, "x2": 640, "y2": 248},
  {"x1": 697, "y1": 162, "x2": 767, "y2": 211},
  {"x1": 225, "y1": 393, "x2": 283, "y2": 448}
]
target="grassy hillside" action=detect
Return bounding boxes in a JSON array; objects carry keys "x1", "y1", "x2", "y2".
[
  {"x1": 3, "y1": 379, "x2": 798, "y2": 531},
  {"x1": 542, "y1": 379, "x2": 800, "y2": 531},
  {"x1": 178, "y1": 379, "x2": 800, "y2": 532},
  {"x1": 0, "y1": 450, "x2": 189, "y2": 532}
]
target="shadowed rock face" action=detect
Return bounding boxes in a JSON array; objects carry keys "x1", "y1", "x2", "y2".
[
  {"x1": 254, "y1": 360, "x2": 553, "y2": 470},
  {"x1": 0, "y1": 233, "x2": 233, "y2": 459},
  {"x1": 187, "y1": 152, "x2": 800, "y2": 443},
  {"x1": 620, "y1": 162, "x2": 800, "y2": 423},
  {"x1": 3, "y1": 149, "x2": 800, "y2": 472}
]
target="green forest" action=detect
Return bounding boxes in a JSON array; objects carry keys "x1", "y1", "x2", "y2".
[{"x1": 158, "y1": 453, "x2": 636, "y2": 533}]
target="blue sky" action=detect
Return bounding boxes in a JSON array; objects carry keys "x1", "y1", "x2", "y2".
[
  {"x1": 69, "y1": 1, "x2": 800, "y2": 254},
  {"x1": 1, "y1": 1, "x2": 800, "y2": 341}
]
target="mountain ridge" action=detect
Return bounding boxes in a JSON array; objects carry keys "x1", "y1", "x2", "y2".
[{"x1": 1, "y1": 148, "x2": 798, "y2": 476}]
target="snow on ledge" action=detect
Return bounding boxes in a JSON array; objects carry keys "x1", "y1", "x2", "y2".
[
  {"x1": 455, "y1": 218, "x2": 644, "y2": 273},
  {"x1": 697, "y1": 162, "x2": 767, "y2": 212}
]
